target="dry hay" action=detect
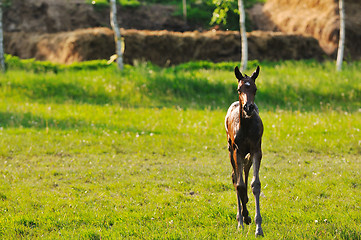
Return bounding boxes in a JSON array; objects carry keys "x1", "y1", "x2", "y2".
[
  {"x1": 4, "y1": 28, "x2": 326, "y2": 66},
  {"x1": 124, "y1": 29, "x2": 325, "y2": 65},
  {"x1": 4, "y1": 28, "x2": 115, "y2": 64},
  {"x1": 260, "y1": 0, "x2": 361, "y2": 59}
]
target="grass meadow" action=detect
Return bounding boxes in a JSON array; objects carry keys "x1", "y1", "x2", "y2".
[{"x1": 0, "y1": 59, "x2": 360, "y2": 239}]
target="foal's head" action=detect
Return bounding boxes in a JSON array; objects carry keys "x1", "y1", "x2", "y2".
[{"x1": 234, "y1": 66, "x2": 260, "y2": 118}]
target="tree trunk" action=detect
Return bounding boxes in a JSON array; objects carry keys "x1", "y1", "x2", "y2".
[
  {"x1": 336, "y1": 0, "x2": 345, "y2": 71},
  {"x1": 110, "y1": 0, "x2": 123, "y2": 70},
  {"x1": 0, "y1": 2, "x2": 5, "y2": 72},
  {"x1": 182, "y1": 0, "x2": 187, "y2": 23},
  {"x1": 238, "y1": 0, "x2": 247, "y2": 71}
]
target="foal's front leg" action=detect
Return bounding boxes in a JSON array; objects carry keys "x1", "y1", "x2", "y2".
[{"x1": 251, "y1": 150, "x2": 264, "y2": 236}]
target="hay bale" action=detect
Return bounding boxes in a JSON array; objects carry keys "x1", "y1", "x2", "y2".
[
  {"x1": 259, "y1": 0, "x2": 361, "y2": 59},
  {"x1": 4, "y1": 28, "x2": 326, "y2": 65},
  {"x1": 5, "y1": 28, "x2": 115, "y2": 64},
  {"x1": 123, "y1": 29, "x2": 325, "y2": 65},
  {"x1": 248, "y1": 31, "x2": 326, "y2": 61}
]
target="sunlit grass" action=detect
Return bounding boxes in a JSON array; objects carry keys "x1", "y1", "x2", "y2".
[{"x1": 0, "y1": 59, "x2": 360, "y2": 239}]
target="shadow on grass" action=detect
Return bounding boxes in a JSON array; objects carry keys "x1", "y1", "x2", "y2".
[
  {"x1": 6, "y1": 76, "x2": 360, "y2": 111},
  {"x1": 145, "y1": 73, "x2": 237, "y2": 109},
  {"x1": 3, "y1": 63, "x2": 360, "y2": 111},
  {"x1": 8, "y1": 80, "x2": 114, "y2": 105},
  {"x1": 144, "y1": 71, "x2": 360, "y2": 111},
  {"x1": 257, "y1": 87, "x2": 361, "y2": 112},
  {"x1": 0, "y1": 111, "x2": 155, "y2": 133}
]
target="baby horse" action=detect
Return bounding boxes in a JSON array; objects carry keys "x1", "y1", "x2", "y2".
[{"x1": 225, "y1": 66, "x2": 264, "y2": 236}]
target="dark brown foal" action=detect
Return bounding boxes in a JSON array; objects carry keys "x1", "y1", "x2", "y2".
[{"x1": 225, "y1": 66, "x2": 264, "y2": 236}]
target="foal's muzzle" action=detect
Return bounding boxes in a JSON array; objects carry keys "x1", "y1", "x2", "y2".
[{"x1": 243, "y1": 103, "x2": 255, "y2": 117}]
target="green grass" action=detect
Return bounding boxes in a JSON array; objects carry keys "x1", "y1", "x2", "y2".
[
  {"x1": 87, "y1": 0, "x2": 141, "y2": 8},
  {"x1": 0, "y1": 59, "x2": 360, "y2": 239}
]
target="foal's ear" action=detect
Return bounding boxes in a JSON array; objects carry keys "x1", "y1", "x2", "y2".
[
  {"x1": 251, "y1": 66, "x2": 260, "y2": 81},
  {"x1": 234, "y1": 66, "x2": 244, "y2": 82}
]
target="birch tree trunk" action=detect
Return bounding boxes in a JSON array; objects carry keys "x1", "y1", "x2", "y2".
[
  {"x1": 182, "y1": 0, "x2": 187, "y2": 23},
  {"x1": 336, "y1": 0, "x2": 345, "y2": 71},
  {"x1": 0, "y1": 1, "x2": 5, "y2": 72},
  {"x1": 238, "y1": 0, "x2": 247, "y2": 71},
  {"x1": 110, "y1": 0, "x2": 123, "y2": 70}
]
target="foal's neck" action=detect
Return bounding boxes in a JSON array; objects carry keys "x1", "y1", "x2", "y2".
[{"x1": 239, "y1": 103, "x2": 253, "y2": 129}]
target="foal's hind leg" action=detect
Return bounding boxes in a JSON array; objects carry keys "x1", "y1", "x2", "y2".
[
  {"x1": 235, "y1": 187, "x2": 244, "y2": 229},
  {"x1": 229, "y1": 144, "x2": 244, "y2": 229},
  {"x1": 235, "y1": 180, "x2": 250, "y2": 229},
  {"x1": 235, "y1": 151, "x2": 251, "y2": 228},
  {"x1": 251, "y1": 150, "x2": 264, "y2": 236},
  {"x1": 243, "y1": 153, "x2": 253, "y2": 225}
]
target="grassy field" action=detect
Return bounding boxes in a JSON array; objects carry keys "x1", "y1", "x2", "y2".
[{"x1": 0, "y1": 59, "x2": 360, "y2": 239}]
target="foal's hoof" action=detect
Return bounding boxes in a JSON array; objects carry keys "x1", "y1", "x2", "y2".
[
  {"x1": 237, "y1": 222, "x2": 244, "y2": 230},
  {"x1": 243, "y1": 216, "x2": 252, "y2": 225},
  {"x1": 236, "y1": 214, "x2": 244, "y2": 229},
  {"x1": 255, "y1": 226, "x2": 264, "y2": 237}
]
